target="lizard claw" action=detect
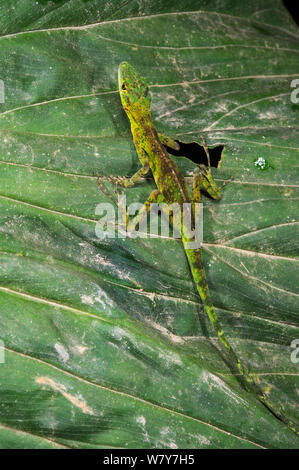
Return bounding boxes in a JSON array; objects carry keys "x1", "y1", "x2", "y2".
[
  {"x1": 220, "y1": 175, "x2": 234, "y2": 189},
  {"x1": 96, "y1": 173, "x2": 120, "y2": 203}
]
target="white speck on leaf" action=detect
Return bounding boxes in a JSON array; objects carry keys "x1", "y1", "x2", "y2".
[
  {"x1": 136, "y1": 416, "x2": 146, "y2": 426},
  {"x1": 80, "y1": 295, "x2": 94, "y2": 306},
  {"x1": 54, "y1": 343, "x2": 69, "y2": 363}
]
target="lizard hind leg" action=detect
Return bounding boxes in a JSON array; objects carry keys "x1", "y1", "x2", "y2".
[
  {"x1": 191, "y1": 162, "x2": 221, "y2": 203},
  {"x1": 127, "y1": 189, "x2": 161, "y2": 234},
  {"x1": 191, "y1": 135, "x2": 222, "y2": 201},
  {"x1": 198, "y1": 164, "x2": 222, "y2": 201},
  {"x1": 127, "y1": 190, "x2": 178, "y2": 240},
  {"x1": 199, "y1": 135, "x2": 233, "y2": 196}
]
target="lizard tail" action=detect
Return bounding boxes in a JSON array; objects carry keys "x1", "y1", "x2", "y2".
[{"x1": 183, "y1": 241, "x2": 299, "y2": 436}]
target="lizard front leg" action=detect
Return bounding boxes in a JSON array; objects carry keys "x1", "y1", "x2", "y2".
[
  {"x1": 100, "y1": 163, "x2": 150, "y2": 188},
  {"x1": 157, "y1": 133, "x2": 180, "y2": 152}
]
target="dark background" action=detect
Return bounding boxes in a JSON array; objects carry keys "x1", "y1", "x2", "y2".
[{"x1": 284, "y1": 0, "x2": 299, "y2": 25}]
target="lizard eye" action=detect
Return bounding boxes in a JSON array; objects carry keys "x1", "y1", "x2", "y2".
[{"x1": 122, "y1": 83, "x2": 126, "y2": 90}]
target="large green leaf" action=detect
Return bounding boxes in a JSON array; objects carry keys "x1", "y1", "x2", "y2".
[{"x1": 0, "y1": 0, "x2": 298, "y2": 449}]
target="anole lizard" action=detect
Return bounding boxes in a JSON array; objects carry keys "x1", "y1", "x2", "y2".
[{"x1": 98, "y1": 61, "x2": 299, "y2": 435}]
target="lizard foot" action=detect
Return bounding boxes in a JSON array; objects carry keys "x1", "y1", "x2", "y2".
[
  {"x1": 101, "y1": 175, "x2": 131, "y2": 187},
  {"x1": 95, "y1": 171, "x2": 119, "y2": 203}
]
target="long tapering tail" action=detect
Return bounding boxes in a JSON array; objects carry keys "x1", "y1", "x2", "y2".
[{"x1": 183, "y1": 241, "x2": 299, "y2": 436}]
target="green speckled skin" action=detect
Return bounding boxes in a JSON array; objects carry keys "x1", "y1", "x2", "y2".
[{"x1": 115, "y1": 62, "x2": 298, "y2": 435}]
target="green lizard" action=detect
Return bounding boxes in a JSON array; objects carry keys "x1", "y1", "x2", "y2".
[{"x1": 98, "y1": 61, "x2": 299, "y2": 435}]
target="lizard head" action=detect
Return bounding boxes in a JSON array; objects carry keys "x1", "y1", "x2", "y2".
[{"x1": 118, "y1": 62, "x2": 151, "y2": 120}]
